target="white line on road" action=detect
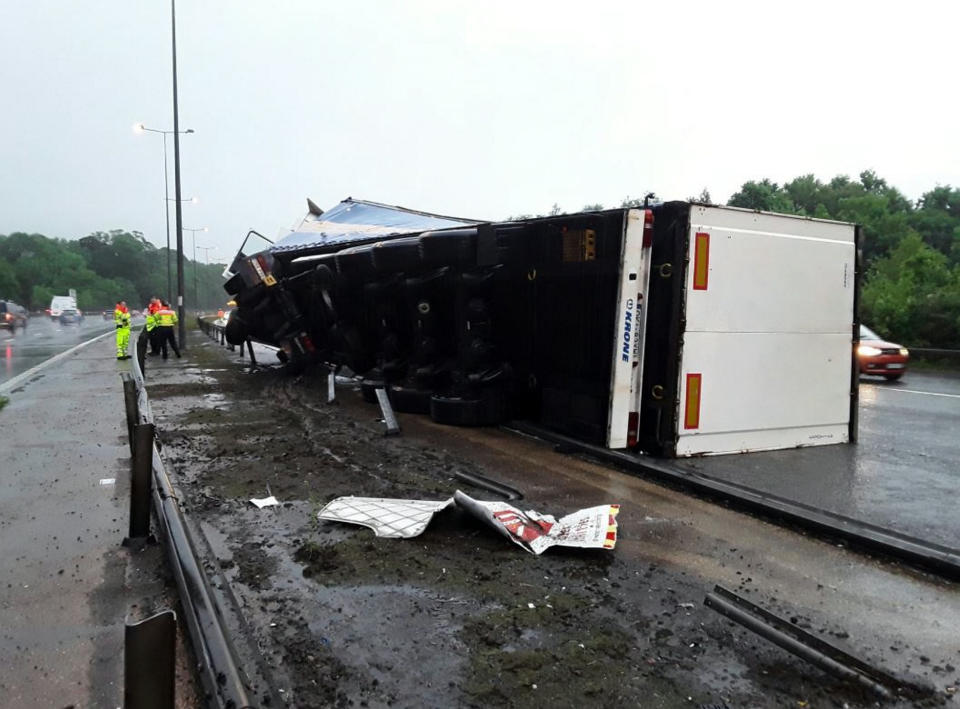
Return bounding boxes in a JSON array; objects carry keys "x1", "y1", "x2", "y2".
[
  {"x1": 0, "y1": 329, "x2": 115, "y2": 394},
  {"x1": 875, "y1": 387, "x2": 960, "y2": 400}
]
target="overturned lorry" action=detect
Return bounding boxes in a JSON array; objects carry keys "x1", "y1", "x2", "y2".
[{"x1": 223, "y1": 197, "x2": 861, "y2": 457}]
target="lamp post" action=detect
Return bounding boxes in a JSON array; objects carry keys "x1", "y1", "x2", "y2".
[
  {"x1": 132, "y1": 123, "x2": 193, "y2": 302},
  {"x1": 183, "y1": 227, "x2": 208, "y2": 310},
  {"x1": 170, "y1": 0, "x2": 188, "y2": 349},
  {"x1": 196, "y1": 245, "x2": 215, "y2": 311}
]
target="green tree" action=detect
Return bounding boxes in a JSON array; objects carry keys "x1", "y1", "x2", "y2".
[
  {"x1": 861, "y1": 234, "x2": 960, "y2": 347},
  {"x1": 727, "y1": 179, "x2": 795, "y2": 213},
  {"x1": 0, "y1": 255, "x2": 19, "y2": 299}
]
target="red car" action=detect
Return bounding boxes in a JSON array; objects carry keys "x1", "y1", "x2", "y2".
[{"x1": 858, "y1": 325, "x2": 909, "y2": 380}]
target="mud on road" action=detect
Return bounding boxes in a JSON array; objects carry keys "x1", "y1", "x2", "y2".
[{"x1": 147, "y1": 333, "x2": 958, "y2": 708}]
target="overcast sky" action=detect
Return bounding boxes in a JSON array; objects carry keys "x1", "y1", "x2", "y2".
[{"x1": 2, "y1": 0, "x2": 958, "y2": 262}]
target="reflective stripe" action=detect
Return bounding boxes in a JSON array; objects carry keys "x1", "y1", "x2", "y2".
[
  {"x1": 156, "y1": 309, "x2": 178, "y2": 327},
  {"x1": 692, "y1": 232, "x2": 710, "y2": 291},
  {"x1": 684, "y1": 373, "x2": 702, "y2": 430}
]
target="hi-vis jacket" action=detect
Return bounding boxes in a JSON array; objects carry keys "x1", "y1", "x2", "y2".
[
  {"x1": 114, "y1": 307, "x2": 130, "y2": 329},
  {"x1": 156, "y1": 308, "x2": 178, "y2": 327}
]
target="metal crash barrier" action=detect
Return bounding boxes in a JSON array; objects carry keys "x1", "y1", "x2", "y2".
[
  {"x1": 122, "y1": 329, "x2": 254, "y2": 709},
  {"x1": 198, "y1": 315, "x2": 259, "y2": 363}
]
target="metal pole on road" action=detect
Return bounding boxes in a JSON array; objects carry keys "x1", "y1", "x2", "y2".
[
  {"x1": 171, "y1": 0, "x2": 186, "y2": 350},
  {"x1": 197, "y1": 244, "x2": 215, "y2": 310},
  {"x1": 184, "y1": 227, "x2": 207, "y2": 312}
]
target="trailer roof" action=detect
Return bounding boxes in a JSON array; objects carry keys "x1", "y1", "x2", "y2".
[
  {"x1": 271, "y1": 198, "x2": 482, "y2": 253},
  {"x1": 697, "y1": 201, "x2": 857, "y2": 228}
]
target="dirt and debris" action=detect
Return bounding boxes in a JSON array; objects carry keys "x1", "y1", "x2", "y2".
[{"x1": 146, "y1": 332, "x2": 960, "y2": 708}]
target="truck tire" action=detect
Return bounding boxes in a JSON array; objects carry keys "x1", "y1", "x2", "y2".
[
  {"x1": 429, "y1": 389, "x2": 508, "y2": 426},
  {"x1": 371, "y1": 237, "x2": 423, "y2": 273},
  {"x1": 335, "y1": 246, "x2": 376, "y2": 279},
  {"x1": 224, "y1": 311, "x2": 248, "y2": 345},
  {"x1": 419, "y1": 229, "x2": 477, "y2": 268},
  {"x1": 388, "y1": 383, "x2": 434, "y2": 414}
]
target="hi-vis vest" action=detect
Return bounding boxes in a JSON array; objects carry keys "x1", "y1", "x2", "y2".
[
  {"x1": 145, "y1": 312, "x2": 157, "y2": 331},
  {"x1": 156, "y1": 308, "x2": 178, "y2": 327},
  {"x1": 114, "y1": 308, "x2": 130, "y2": 328}
]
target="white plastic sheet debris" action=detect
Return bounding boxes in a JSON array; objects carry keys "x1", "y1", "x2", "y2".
[
  {"x1": 317, "y1": 490, "x2": 619, "y2": 554},
  {"x1": 250, "y1": 496, "x2": 280, "y2": 509}
]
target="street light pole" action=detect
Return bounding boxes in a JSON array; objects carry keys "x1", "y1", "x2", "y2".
[
  {"x1": 170, "y1": 0, "x2": 186, "y2": 349},
  {"x1": 162, "y1": 131, "x2": 171, "y2": 300},
  {"x1": 197, "y1": 245, "x2": 215, "y2": 310},
  {"x1": 134, "y1": 124, "x2": 193, "y2": 302},
  {"x1": 184, "y1": 227, "x2": 208, "y2": 311}
]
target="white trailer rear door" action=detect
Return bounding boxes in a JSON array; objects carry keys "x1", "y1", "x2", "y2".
[
  {"x1": 675, "y1": 206, "x2": 856, "y2": 456},
  {"x1": 606, "y1": 209, "x2": 654, "y2": 448}
]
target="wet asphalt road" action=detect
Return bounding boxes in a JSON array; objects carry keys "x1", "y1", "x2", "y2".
[
  {"x1": 0, "y1": 316, "x2": 129, "y2": 386},
  {"x1": 0, "y1": 336, "x2": 185, "y2": 706},
  {"x1": 676, "y1": 370, "x2": 960, "y2": 548},
  {"x1": 150, "y1": 334, "x2": 960, "y2": 705}
]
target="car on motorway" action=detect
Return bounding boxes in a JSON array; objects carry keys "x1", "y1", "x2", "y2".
[
  {"x1": 858, "y1": 324, "x2": 909, "y2": 380},
  {"x1": 59, "y1": 309, "x2": 82, "y2": 325},
  {"x1": 0, "y1": 300, "x2": 29, "y2": 333}
]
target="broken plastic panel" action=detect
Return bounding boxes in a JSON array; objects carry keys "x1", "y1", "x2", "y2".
[{"x1": 317, "y1": 490, "x2": 619, "y2": 555}]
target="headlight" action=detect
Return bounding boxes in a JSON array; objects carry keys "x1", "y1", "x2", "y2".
[
  {"x1": 858, "y1": 345, "x2": 882, "y2": 356},
  {"x1": 899, "y1": 347, "x2": 909, "y2": 356}
]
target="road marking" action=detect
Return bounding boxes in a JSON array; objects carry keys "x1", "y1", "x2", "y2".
[
  {"x1": 875, "y1": 387, "x2": 960, "y2": 400},
  {"x1": 0, "y1": 329, "x2": 115, "y2": 394}
]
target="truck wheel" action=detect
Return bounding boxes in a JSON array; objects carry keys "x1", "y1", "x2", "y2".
[
  {"x1": 224, "y1": 311, "x2": 248, "y2": 345},
  {"x1": 372, "y1": 237, "x2": 423, "y2": 273},
  {"x1": 335, "y1": 246, "x2": 376, "y2": 279},
  {"x1": 429, "y1": 389, "x2": 508, "y2": 426},
  {"x1": 388, "y1": 383, "x2": 434, "y2": 414},
  {"x1": 419, "y1": 229, "x2": 477, "y2": 268}
]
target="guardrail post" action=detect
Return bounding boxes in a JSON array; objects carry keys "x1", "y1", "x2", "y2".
[
  {"x1": 121, "y1": 373, "x2": 138, "y2": 454},
  {"x1": 327, "y1": 369, "x2": 337, "y2": 404},
  {"x1": 125, "y1": 609, "x2": 176, "y2": 709},
  {"x1": 136, "y1": 328, "x2": 147, "y2": 376},
  {"x1": 124, "y1": 423, "x2": 155, "y2": 546}
]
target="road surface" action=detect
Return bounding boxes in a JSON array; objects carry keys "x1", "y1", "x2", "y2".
[
  {"x1": 140, "y1": 331, "x2": 960, "y2": 706},
  {"x1": 675, "y1": 370, "x2": 960, "y2": 547},
  {"x1": 0, "y1": 335, "x2": 195, "y2": 707},
  {"x1": 0, "y1": 316, "x2": 140, "y2": 386}
]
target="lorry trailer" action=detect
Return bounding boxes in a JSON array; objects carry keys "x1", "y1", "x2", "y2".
[{"x1": 223, "y1": 198, "x2": 860, "y2": 457}]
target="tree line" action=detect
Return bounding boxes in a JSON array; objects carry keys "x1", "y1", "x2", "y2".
[{"x1": 0, "y1": 229, "x2": 229, "y2": 313}]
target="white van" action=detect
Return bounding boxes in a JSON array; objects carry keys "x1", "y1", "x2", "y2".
[{"x1": 49, "y1": 295, "x2": 77, "y2": 319}]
